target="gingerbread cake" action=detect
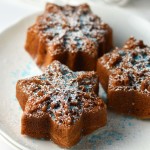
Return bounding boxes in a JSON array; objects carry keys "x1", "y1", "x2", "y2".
[
  {"x1": 97, "y1": 37, "x2": 150, "y2": 118},
  {"x1": 25, "y1": 3, "x2": 113, "y2": 71},
  {"x1": 16, "y1": 61, "x2": 107, "y2": 148}
]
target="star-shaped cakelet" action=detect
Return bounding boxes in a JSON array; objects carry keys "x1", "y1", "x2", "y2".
[
  {"x1": 16, "y1": 61, "x2": 106, "y2": 148},
  {"x1": 25, "y1": 3, "x2": 112, "y2": 71},
  {"x1": 97, "y1": 37, "x2": 150, "y2": 119}
]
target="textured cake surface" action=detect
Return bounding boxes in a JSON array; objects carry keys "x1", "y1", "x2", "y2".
[
  {"x1": 25, "y1": 3, "x2": 113, "y2": 71},
  {"x1": 16, "y1": 61, "x2": 106, "y2": 147},
  {"x1": 97, "y1": 37, "x2": 150, "y2": 118}
]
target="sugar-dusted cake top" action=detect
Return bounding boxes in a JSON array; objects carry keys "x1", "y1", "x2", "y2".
[
  {"x1": 18, "y1": 61, "x2": 104, "y2": 126},
  {"x1": 99, "y1": 37, "x2": 150, "y2": 93},
  {"x1": 33, "y1": 3, "x2": 110, "y2": 56}
]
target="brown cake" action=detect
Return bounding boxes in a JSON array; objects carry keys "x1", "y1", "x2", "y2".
[
  {"x1": 16, "y1": 61, "x2": 107, "y2": 148},
  {"x1": 97, "y1": 37, "x2": 150, "y2": 119},
  {"x1": 25, "y1": 3, "x2": 113, "y2": 71}
]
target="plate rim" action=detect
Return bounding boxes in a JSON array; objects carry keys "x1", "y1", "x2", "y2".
[
  {"x1": 0, "y1": 12, "x2": 39, "y2": 150},
  {"x1": 1, "y1": 4, "x2": 150, "y2": 150}
]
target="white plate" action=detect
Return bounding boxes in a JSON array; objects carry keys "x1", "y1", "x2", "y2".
[{"x1": 0, "y1": 2, "x2": 150, "y2": 150}]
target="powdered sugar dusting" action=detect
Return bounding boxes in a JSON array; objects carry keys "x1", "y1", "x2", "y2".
[
  {"x1": 18, "y1": 61, "x2": 104, "y2": 126},
  {"x1": 100, "y1": 37, "x2": 150, "y2": 93},
  {"x1": 34, "y1": 3, "x2": 109, "y2": 55}
]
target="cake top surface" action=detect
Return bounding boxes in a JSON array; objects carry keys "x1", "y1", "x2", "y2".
[
  {"x1": 99, "y1": 37, "x2": 150, "y2": 94},
  {"x1": 33, "y1": 3, "x2": 109, "y2": 56},
  {"x1": 18, "y1": 61, "x2": 104, "y2": 126}
]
